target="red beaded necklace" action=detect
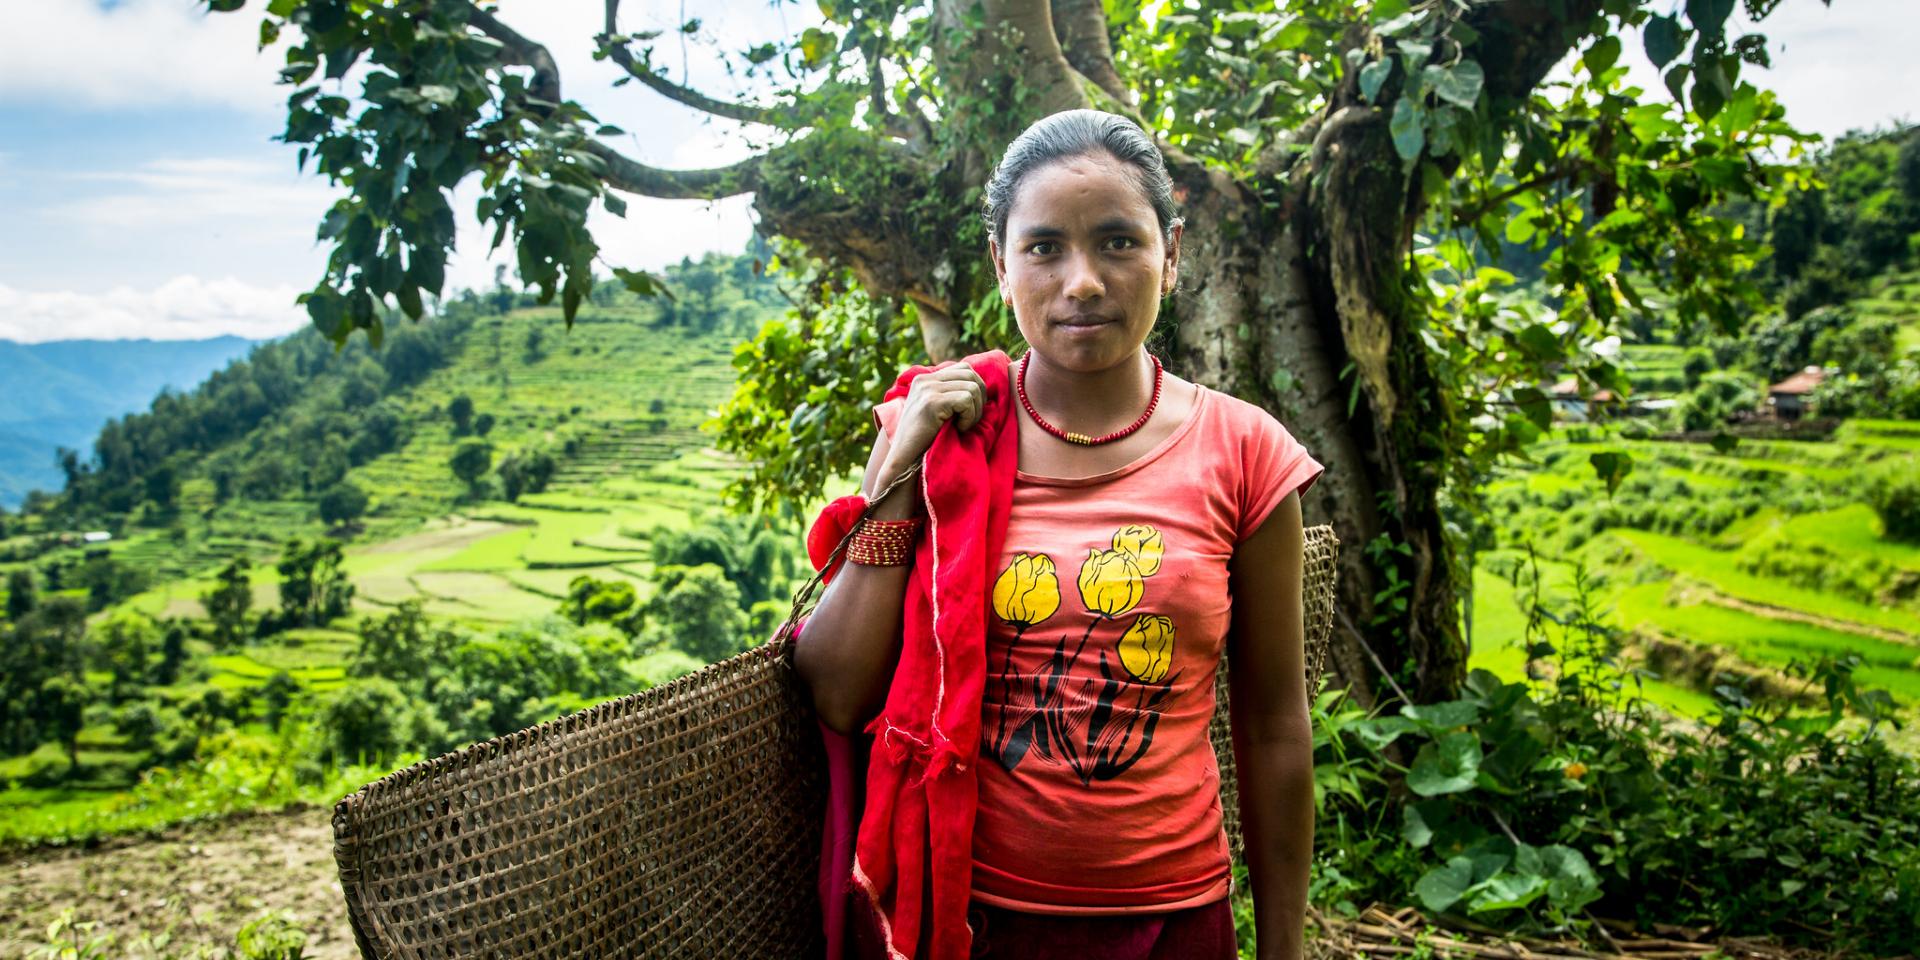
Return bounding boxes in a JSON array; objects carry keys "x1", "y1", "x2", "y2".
[{"x1": 1016, "y1": 351, "x2": 1164, "y2": 446}]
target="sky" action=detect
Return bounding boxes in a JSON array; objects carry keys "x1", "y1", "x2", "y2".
[{"x1": 0, "y1": 0, "x2": 1914, "y2": 343}]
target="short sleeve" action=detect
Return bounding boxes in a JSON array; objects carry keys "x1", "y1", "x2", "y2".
[
  {"x1": 1235, "y1": 412, "x2": 1325, "y2": 544},
  {"x1": 872, "y1": 395, "x2": 907, "y2": 444}
]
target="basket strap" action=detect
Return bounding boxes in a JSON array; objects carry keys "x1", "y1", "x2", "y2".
[{"x1": 767, "y1": 458, "x2": 924, "y2": 663}]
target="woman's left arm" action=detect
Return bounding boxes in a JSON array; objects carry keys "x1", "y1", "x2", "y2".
[{"x1": 1226, "y1": 490, "x2": 1313, "y2": 960}]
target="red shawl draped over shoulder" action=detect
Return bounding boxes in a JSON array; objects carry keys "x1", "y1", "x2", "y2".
[{"x1": 802, "y1": 349, "x2": 1018, "y2": 960}]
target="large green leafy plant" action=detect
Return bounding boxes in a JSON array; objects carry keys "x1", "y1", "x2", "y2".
[{"x1": 1308, "y1": 551, "x2": 1920, "y2": 949}]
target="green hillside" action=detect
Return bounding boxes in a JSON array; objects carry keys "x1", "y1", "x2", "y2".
[{"x1": 0, "y1": 248, "x2": 832, "y2": 846}]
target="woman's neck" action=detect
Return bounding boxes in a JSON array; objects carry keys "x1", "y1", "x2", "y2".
[{"x1": 1019, "y1": 348, "x2": 1154, "y2": 434}]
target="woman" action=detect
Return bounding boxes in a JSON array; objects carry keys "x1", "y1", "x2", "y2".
[{"x1": 795, "y1": 108, "x2": 1323, "y2": 960}]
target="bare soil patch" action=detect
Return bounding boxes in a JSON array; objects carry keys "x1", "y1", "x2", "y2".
[{"x1": 0, "y1": 806, "x2": 352, "y2": 960}]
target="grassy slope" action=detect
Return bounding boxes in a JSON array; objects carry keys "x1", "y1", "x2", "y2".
[
  {"x1": 0, "y1": 305, "x2": 799, "y2": 837},
  {"x1": 1468, "y1": 415, "x2": 1920, "y2": 726}
]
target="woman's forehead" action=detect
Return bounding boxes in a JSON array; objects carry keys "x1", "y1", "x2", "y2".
[{"x1": 1006, "y1": 154, "x2": 1155, "y2": 235}]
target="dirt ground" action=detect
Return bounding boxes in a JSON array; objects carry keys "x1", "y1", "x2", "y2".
[{"x1": 0, "y1": 805, "x2": 353, "y2": 960}]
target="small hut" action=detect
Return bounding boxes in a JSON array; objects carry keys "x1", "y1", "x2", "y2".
[{"x1": 1766, "y1": 365, "x2": 1827, "y2": 420}]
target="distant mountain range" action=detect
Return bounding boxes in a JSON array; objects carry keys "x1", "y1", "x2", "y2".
[{"x1": 0, "y1": 336, "x2": 263, "y2": 509}]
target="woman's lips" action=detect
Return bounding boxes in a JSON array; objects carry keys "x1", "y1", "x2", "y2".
[{"x1": 1057, "y1": 316, "x2": 1117, "y2": 334}]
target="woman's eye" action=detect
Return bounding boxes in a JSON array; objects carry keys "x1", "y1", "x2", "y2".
[
  {"x1": 1107, "y1": 236, "x2": 1140, "y2": 250},
  {"x1": 1028, "y1": 242, "x2": 1057, "y2": 255}
]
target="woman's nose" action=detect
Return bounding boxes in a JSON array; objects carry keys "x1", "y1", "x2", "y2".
[{"x1": 1062, "y1": 248, "x2": 1104, "y2": 302}]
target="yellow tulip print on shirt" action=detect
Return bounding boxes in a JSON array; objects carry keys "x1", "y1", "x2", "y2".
[{"x1": 987, "y1": 523, "x2": 1181, "y2": 785}]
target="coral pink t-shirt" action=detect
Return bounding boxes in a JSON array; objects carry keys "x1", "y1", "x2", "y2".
[{"x1": 872, "y1": 380, "x2": 1326, "y2": 915}]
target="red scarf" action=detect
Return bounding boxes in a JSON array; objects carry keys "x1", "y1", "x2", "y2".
[{"x1": 804, "y1": 349, "x2": 1017, "y2": 959}]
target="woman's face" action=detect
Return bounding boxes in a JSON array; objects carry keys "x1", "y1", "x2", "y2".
[{"x1": 990, "y1": 151, "x2": 1182, "y2": 373}]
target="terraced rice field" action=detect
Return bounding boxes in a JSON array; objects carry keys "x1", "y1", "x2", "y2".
[{"x1": 1473, "y1": 417, "x2": 1920, "y2": 734}]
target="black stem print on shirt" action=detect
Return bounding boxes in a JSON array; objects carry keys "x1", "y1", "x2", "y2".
[
  {"x1": 988, "y1": 623, "x2": 1027, "y2": 762},
  {"x1": 994, "y1": 632, "x2": 1069, "y2": 771},
  {"x1": 991, "y1": 620, "x2": 1179, "y2": 783},
  {"x1": 1079, "y1": 651, "x2": 1181, "y2": 785}
]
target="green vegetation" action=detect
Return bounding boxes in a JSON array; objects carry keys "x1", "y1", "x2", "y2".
[
  {"x1": 1313, "y1": 566, "x2": 1919, "y2": 954},
  {"x1": 0, "y1": 252, "x2": 821, "y2": 853}
]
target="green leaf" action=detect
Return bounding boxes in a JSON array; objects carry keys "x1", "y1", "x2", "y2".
[
  {"x1": 1407, "y1": 731, "x2": 1483, "y2": 796},
  {"x1": 1389, "y1": 97, "x2": 1425, "y2": 161},
  {"x1": 1710, "y1": 431, "x2": 1739, "y2": 454},
  {"x1": 1430, "y1": 60, "x2": 1483, "y2": 109},
  {"x1": 205, "y1": 0, "x2": 244, "y2": 11},
  {"x1": 613, "y1": 266, "x2": 674, "y2": 300},
  {"x1": 1685, "y1": 0, "x2": 1735, "y2": 41},
  {"x1": 1513, "y1": 386, "x2": 1552, "y2": 431},
  {"x1": 1370, "y1": 0, "x2": 1410, "y2": 22},
  {"x1": 1514, "y1": 323, "x2": 1562, "y2": 360},
  {"x1": 1644, "y1": 15, "x2": 1685, "y2": 68},
  {"x1": 1588, "y1": 450, "x2": 1635, "y2": 496},
  {"x1": 1359, "y1": 59, "x2": 1393, "y2": 104},
  {"x1": 396, "y1": 282, "x2": 424, "y2": 322},
  {"x1": 1505, "y1": 214, "x2": 1536, "y2": 246},
  {"x1": 1415, "y1": 857, "x2": 1475, "y2": 912},
  {"x1": 799, "y1": 27, "x2": 836, "y2": 69},
  {"x1": 1350, "y1": 716, "x2": 1416, "y2": 751},
  {"x1": 318, "y1": 206, "x2": 349, "y2": 242},
  {"x1": 1538, "y1": 845, "x2": 1601, "y2": 910},
  {"x1": 1691, "y1": 62, "x2": 1728, "y2": 120},
  {"x1": 1664, "y1": 64, "x2": 1691, "y2": 103},
  {"x1": 1401, "y1": 805, "x2": 1434, "y2": 848},
  {"x1": 1582, "y1": 35, "x2": 1621, "y2": 76},
  {"x1": 1403, "y1": 699, "x2": 1479, "y2": 730},
  {"x1": 1468, "y1": 871, "x2": 1548, "y2": 914}
]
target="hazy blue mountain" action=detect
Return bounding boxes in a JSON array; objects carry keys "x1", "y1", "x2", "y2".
[{"x1": 0, "y1": 336, "x2": 262, "y2": 509}]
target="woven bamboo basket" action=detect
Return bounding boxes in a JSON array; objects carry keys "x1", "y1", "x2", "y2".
[{"x1": 331, "y1": 524, "x2": 1340, "y2": 959}]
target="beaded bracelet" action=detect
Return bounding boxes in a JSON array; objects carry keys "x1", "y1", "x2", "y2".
[{"x1": 847, "y1": 517, "x2": 923, "y2": 566}]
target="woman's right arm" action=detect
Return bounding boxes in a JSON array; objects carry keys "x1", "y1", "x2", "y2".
[{"x1": 793, "y1": 363, "x2": 984, "y2": 734}]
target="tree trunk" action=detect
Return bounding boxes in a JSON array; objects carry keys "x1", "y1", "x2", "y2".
[{"x1": 1162, "y1": 119, "x2": 1463, "y2": 706}]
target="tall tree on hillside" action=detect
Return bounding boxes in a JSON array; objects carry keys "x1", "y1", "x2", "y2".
[
  {"x1": 447, "y1": 394, "x2": 476, "y2": 436},
  {"x1": 276, "y1": 538, "x2": 355, "y2": 628},
  {"x1": 224, "y1": 0, "x2": 1814, "y2": 702},
  {"x1": 204, "y1": 557, "x2": 254, "y2": 648},
  {"x1": 5, "y1": 568, "x2": 34, "y2": 622},
  {"x1": 40, "y1": 675, "x2": 89, "y2": 772},
  {"x1": 449, "y1": 438, "x2": 493, "y2": 495}
]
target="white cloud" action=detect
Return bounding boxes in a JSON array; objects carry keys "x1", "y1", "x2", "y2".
[
  {"x1": 43, "y1": 155, "x2": 334, "y2": 228},
  {"x1": 0, "y1": 276, "x2": 307, "y2": 343},
  {"x1": 0, "y1": 0, "x2": 290, "y2": 114}
]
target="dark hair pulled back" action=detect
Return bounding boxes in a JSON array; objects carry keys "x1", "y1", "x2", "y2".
[{"x1": 981, "y1": 109, "x2": 1184, "y2": 249}]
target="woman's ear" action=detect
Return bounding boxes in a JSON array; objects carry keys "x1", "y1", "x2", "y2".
[
  {"x1": 1162, "y1": 220, "x2": 1184, "y2": 296},
  {"x1": 989, "y1": 236, "x2": 1010, "y2": 305}
]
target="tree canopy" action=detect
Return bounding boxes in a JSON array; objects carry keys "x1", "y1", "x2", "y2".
[{"x1": 215, "y1": 0, "x2": 1820, "y2": 702}]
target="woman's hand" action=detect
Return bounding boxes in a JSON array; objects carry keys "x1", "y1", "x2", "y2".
[{"x1": 888, "y1": 361, "x2": 987, "y2": 466}]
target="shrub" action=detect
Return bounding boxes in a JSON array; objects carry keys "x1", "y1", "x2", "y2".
[
  {"x1": 1309, "y1": 555, "x2": 1920, "y2": 951},
  {"x1": 318, "y1": 678, "x2": 411, "y2": 766},
  {"x1": 317, "y1": 481, "x2": 369, "y2": 527},
  {"x1": 1864, "y1": 460, "x2": 1920, "y2": 542}
]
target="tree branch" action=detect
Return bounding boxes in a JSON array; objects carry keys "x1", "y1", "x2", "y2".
[
  {"x1": 1049, "y1": 0, "x2": 1131, "y2": 108},
  {"x1": 585, "y1": 142, "x2": 763, "y2": 200},
  {"x1": 599, "y1": 0, "x2": 798, "y2": 128},
  {"x1": 1451, "y1": 160, "x2": 1592, "y2": 225},
  {"x1": 467, "y1": 4, "x2": 561, "y2": 105},
  {"x1": 1465, "y1": 0, "x2": 1606, "y2": 104},
  {"x1": 464, "y1": 2, "x2": 771, "y2": 201}
]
